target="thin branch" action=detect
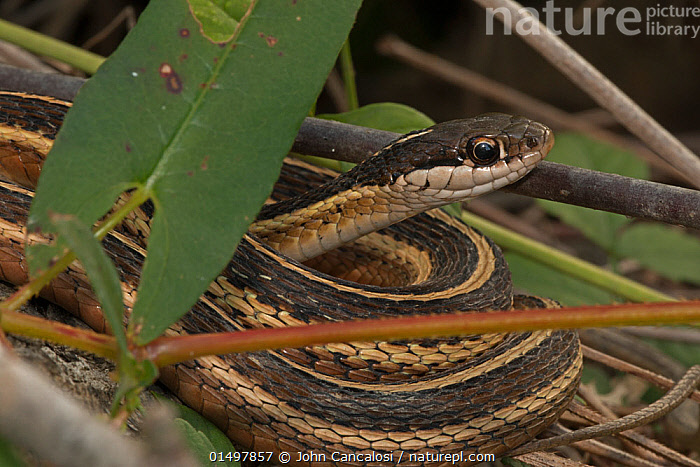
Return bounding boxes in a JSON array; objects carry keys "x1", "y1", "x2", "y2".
[
  {"x1": 339, "y1": 40, "x2": 359, "y2": 110},
  {"x1": 2, "y1": 66, "x2": 699, "y2": 229},
  {"x1": 0, "y1": 346, "x2": 198, "y2": 467},
  {"x1": 81, "y1": 6, "x2": 136, "y2": 51},
  {"x1": 511, "y1": 365, "x2": 700, "y2": 456},
  {"x1": 563, "y1": 404, "x2": 700, "y2": 467},
  {"x1": 518, "y1": 430, "x2": 674, "y2": 467},
  {"x1": 0, "y1": 63, "x2": 83, "y2": 100},
  {"x1": 375, "y1": 34, "x2": 684, "y2": 180},
  {"x1": 503, "y1": 161, "x2": 700, "y2": 229},
  {"x1": 323, "y1": 68, "x2": 349, "y2": 113},
  {"x1": 580, "y1": 328, "x2": 686, "y2": 379},
  {"x1": 0, "y1": 19, "x2": 104, "y2": 74},
  {"x1": 620, "y1": 326, "x2": 700, "y2": 345},
  {"x1": 470, "y1": 0, "x2": 700, "y2": 189},
  {"x1": 582, "y1": 345, "x2": 700, "y2": 404},
  {"x1": 577, "y1": 385, "x2": 671, "y2": 464},
  {"x1": 514, "y1": 450, "x2": 594, "y2": 466},
  {"x1": 0, "y1": 309, "x2": 118, "y2": 360}
]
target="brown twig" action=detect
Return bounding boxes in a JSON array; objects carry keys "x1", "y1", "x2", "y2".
[
  {"x1": 620, "y1": 326, "x2": 700, "y2": 345},
  {"x1": 567, "y1": 403, "x2": 700, "y2": 467},
  {"x1": 582, "y1": 345, "x2": 700, "y2": 404},
  {"x1": 470, "y1": 0, "x2": 700, "y2": 189},
  {"x1": 503, "y1": 161, "x2": 700, "y2": 229},
  {"x1": 512, "y1": 366, "x2": 700, "y2": 459},
  {"x1": 2, "y1": 66, "x2": 698, "y2": 230},
  {"x1": 580, "y1": 328, "x2": 686, "y2": 379},
  {"x1": 577, "y1": 385, "x2": 669, "y2": 463},
  {"x1": 0, "y1": 63, "x2": 83, "y2": 100},
  {"x1": 520, "y1": 428, "x2": 674, "y2": 467},
  {"x1": 515, "y1": 450, "x2": 594, "y2": 466},
  {"x1": 324, "y1": 68, "x2": 350, "y2": 113},
  {"x1": 0, "y1": 345, "x2": 198, "y2": 467},
  {"x1": 81, "y1": 6, "x2": 136, "y2": 51},
  {"x1": 375, "y1": 34, "x2": 684, "y2": 180}
]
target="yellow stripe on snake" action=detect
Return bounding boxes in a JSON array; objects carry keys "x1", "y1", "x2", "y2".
[{"x1": 0, "y1": 91, "x2": 582, "y2": 466}]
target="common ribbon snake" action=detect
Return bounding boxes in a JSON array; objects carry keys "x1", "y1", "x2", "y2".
[{"x1": 0, "y1": 91, "x2": 582, "y2": 466}]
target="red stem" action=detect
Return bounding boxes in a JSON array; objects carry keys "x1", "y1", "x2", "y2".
[{"x1": 145, "y1": 300, "x2": 700, "y2": 367}]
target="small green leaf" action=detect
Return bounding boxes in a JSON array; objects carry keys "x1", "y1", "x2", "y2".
[
  {"x1": 615, "y1": 224, "x2": 700, "y2": 284},
  {"x1": 0, "y1": 436, "x2": 27, "y2": 467},
  {"x1": 48, "y1": 213, "x2": 128, "y2": 352},
  {"x1": 318, "y1": 102, "x2": 435, "y2": 133},
  {"x1": 153, "y1": 394, "x2": 238, "y2": 466},
  {"x1": 506, "y1": 252, "x2": 615, "y2": 306},
  {"x1": 538, "y1": 133, "x2": 649, "y2": 250},
  {"x1": 188, "y1": 0, "x2": 250, "y2": 43},
  {"x1": 173, "y1": 420, "x2": 218, "y2": 467}
]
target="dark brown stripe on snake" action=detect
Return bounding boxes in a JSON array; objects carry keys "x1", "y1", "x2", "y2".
[{"x1": 0, "y1": 92, "x2": 581, "y2": 466}]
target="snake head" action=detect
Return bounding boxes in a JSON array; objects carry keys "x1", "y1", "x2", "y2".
[
  {"x1": 388, "y1": 113, "x2": 553, "y2": 200},
  {"x1": 254, "y1": 114, "x2": 553, "y2": 261}
]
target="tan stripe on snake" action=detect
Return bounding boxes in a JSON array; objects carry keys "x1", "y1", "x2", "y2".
[{"x1": 0, "y1": 91, "x2": 582, "y2": 466}]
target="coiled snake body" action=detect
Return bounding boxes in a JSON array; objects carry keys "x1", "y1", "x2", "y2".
[{"x1": 0, "y1": 91, "x2": 582, "y2": 466}]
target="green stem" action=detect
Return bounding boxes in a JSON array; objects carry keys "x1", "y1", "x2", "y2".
[
  {"x1": 1, "y1": 309, "x2": 118, "y2": 360},
  {"x1": 339, "y1": 40, "x2": 359, "y2": 110},
  {"x1": 0, "y1": 19, "x2": 105, "y2": 74},
  {"x1": 458, "y1": 210, "x2": 675, "y2": 303},
  {"x1": 95, "y1": 188, "x2": 150, "y2": 240},
  {"x1": 1, "y1": 188, "x2": 149, "y2": 314},
  {"x1": 1, "y1": 251, "x2": 76, "y2": 313}
]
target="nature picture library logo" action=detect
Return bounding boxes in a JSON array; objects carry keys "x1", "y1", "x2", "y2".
[{"x1": 486, "y1": 1, "x2": 700, "y2": 39}]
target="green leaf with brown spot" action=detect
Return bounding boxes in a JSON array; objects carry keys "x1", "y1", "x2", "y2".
[{"x1": 28, "y1": 0, "x2": 362, "y2": 344}]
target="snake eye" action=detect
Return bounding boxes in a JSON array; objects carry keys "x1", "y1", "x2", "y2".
[{"x1": 466, "y1": 137, "x2": 500, "y2": 166}]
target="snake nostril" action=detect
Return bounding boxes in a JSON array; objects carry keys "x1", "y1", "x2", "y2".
[{"x1": 525, "y1": 137, "x2": 539, "y2": 149}]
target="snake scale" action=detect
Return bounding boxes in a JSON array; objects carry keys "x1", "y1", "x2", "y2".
[{"x1": 0, "y1": 91, "x2": 582, "y2": 466}]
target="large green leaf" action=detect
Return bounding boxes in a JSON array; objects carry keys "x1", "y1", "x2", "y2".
[{"x1": 28, "y1": 0, "x2": 361, "y2": 343}]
